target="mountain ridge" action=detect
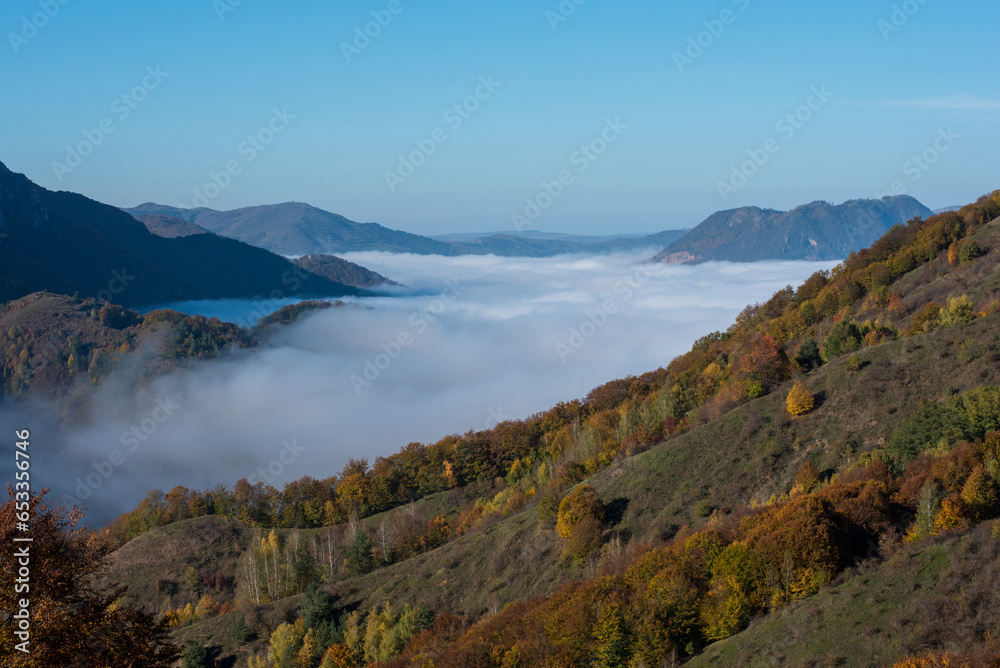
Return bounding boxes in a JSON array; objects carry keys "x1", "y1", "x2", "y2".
[
  {"x1": 0, "y1": 162, "x2": 361, "y2": 306},
  {"x1": 653, "y1": 195, "x2": 933, "y2": 263}
]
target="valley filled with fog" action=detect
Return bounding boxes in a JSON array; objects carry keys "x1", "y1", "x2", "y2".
[{"x1": 14, "y1": 251, "x2": 836, "y2": 523}]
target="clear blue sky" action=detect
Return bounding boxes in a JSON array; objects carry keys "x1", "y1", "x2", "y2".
[{"x1": 1, "y1": 0, "x2": 997, "y2": 235}]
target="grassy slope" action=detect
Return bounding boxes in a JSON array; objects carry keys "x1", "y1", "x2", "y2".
[
  {"x1": 689, "y1": 522, "x2": 1000, "y2": 667},
  {"x1": 316, "y1": 313, "x2": 1000, "y2": 620},
  {"x1": 112, "y1": 311, "x2": 1000, "y2": 666},
  {"x1": 106, "y1": 483, "x2": 477, "y2": 613},
  {"x1": 108, "y1": 217, "x2": 1000, "y2": 664}
]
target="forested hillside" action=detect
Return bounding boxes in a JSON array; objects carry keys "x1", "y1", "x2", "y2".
[{"x1": 80, "y1": 191, "x2": 1000, "y2": 666}]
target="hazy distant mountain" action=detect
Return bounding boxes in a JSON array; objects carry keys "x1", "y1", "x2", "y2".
[
  {"x1": 133, "y1": 213, "x2": 211, "y2": 239},
  {"x1": 652, "y1": 196, "x2": 933, "y2": 264},
  {"x1": 127, "y1": 202, "x2": 687, "y2": 258},
  {"x1": 0, "y1": 162, "x2": 360, "y2": 306},
  {"x1": 292, "y1": 254, "x2": 397, "y2": 289},
  {"x1": 126, "y1": 202, "x2": 457, "y2": 256},
  {"x1": 445, "y1": 229, "x2": 689, "y2": 257}
]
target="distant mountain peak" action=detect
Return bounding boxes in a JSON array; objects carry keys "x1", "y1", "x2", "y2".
[{"x1": 653, "y1": 195, "x2": 932, "y2": 264}]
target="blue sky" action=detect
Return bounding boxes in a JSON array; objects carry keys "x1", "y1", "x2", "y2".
[{"x1": 1, "y1": 0, "x2": 997, "y2": 235}]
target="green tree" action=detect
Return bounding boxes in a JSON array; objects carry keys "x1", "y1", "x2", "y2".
[
  {"x1": 347, "y1": 529, "x2": 374, "y2": 574},
  {"x1": 182, "y1": 643, "x2": 209, "y2": 668},
  {"x1": 794, "y1": 337, "x2": 822, "y2": 371},
  {"x1": 959, "y1": 239, "x2": 983, "y2": 263},
  {"x1": 300, "y1": 585, "x2": 340, "y2": 648},
  {"x1": 229, "y1": 615, "x2": 249, "y2": 645},
  {"x1": 821, "y1": 320, "x2": 863, "y2": 362}
]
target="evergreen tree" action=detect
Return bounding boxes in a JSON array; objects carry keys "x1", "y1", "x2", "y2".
[
  {"x1": 181, "y1": 643, "x2": 209, "y2": 668},
  {"x1": 347, "y1": 529, "x2": 375, "y2": 574}
]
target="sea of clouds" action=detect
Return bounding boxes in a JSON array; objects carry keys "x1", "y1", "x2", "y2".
[{"x1": 5, "y1": 251, "x2": 836, "y2": 523}]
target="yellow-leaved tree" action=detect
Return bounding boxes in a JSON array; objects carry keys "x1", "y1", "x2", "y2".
[{"x1": 786, "y1": 381, "x2": 815, "y2": 416}]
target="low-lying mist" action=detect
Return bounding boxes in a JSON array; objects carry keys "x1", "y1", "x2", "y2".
[{"x1": 7, "y1": 251, "x2": 836, "y2": 525}]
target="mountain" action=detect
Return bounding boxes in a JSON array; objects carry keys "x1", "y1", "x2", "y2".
[
  {"x1": 126, "y1": 202, "x2": 688, "y2": 258},
  {"x1": 126, "y1": 202, "x2": 458, "y2": 256},
  {"x1": 0, "y1": 162, "x2": 360, "y2": 306},
  {"x1": 448, "y1": 229, "x2": 689, "y2": 257},
  {"x1": 133, "y1": 213, "x2": 211, "y2": 239},
  {"x1": 652, "y1": 196, "x2": 933, "y2": 263},
  {"x1": 291, "y1": 254, "x2": 397, "y2": 288}
]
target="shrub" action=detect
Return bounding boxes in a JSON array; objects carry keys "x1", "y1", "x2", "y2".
[
  {"x1": 846, "y1": 355, "x2": 863, "y2": 373},
  {"x1": 694, "y1": 499, "x2": 715, "y2": 517},
  {"x1": 537, "y1": 492, "x2": 560, "y2": 525},
  {"x1": 793, "y1": 460, "x2": 820, "y2": 494},
  {"x1": 563, "y1": 515, "x2": 604, "y2": 564},
  {"x1": 959, "y1": 239, "x2": 983, "y2": 263},
  {"x1": 821, "y1": 320, "x2": 863, "y2": 361},
  {"x1": 939, "y1": 295, "x2": 975, "y2": 328},
  {"x1": 556, "y1": 485, "x2": 604, "y2": 539},
  {"x1": 786, "y1": 382, "x2": 815, "y2": 416}
]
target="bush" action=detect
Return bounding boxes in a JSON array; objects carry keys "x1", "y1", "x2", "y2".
[
  {"x1": 563, "y1": 515, "x2": 604, "y2": 564},
  {"x1": 786, "y1": 382, "x2": 815, "y2": 416},
  {"x1": 537, "y1": 492, "x2": 560, "y2": 525},
  {"x1": 694, "y1": 499, "x2": 715, "y2": 518},
  {"x1": 822, "y1": 320, "x2": 863, "y2": 362},
  {"x1": 959, "y1": 239, "x2": 983, "y2": 263},
  {"x1": 556, "y1": 485, "x2": 604, "y2": 539},
  {"x1": 939, "y1": 295, "x2": 975, "y2": 328}
]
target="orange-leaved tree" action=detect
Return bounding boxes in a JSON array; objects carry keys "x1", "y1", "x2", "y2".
[{"x1": 0, "y1": 489, "x2": 179, "y2": 668}]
